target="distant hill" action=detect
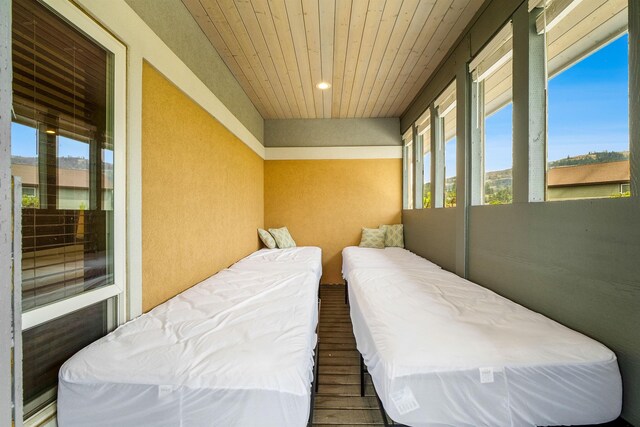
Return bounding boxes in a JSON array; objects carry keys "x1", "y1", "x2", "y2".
[
  {"x1": 549, "y1": 151, "x2": 629, "y2": 168},
  {"x1": 12, "y1": 155, "x2": 113, "y2": 170}
]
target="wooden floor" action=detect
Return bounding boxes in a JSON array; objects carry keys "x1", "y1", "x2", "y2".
[{"x1": 313, "y1": 284, "x2": 384, "y2": 427}]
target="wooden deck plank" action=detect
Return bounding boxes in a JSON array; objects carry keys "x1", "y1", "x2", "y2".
[
  {"x1": 314, "y1": 285, "x2": 380, "y2": 426},
  {"x1": 313, "y1": 408, "x2": 384, "y2": 424},
  {"x1": 315, "y1": 396, "x2": 379, "y2": 410},
  {"x1": 317, "y1": 383, "x2": 377, "y2": 397},
  {"x1": 319, "y1": 365, "x2": 360, "y2": 375}
]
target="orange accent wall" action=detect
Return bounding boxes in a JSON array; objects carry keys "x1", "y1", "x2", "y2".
[
  {"x1": 141, "y1": 63, "x2": 263, "y2": 311},
  {"x1": 264, "y1": 159, "x2": 402, "y2": 284}
]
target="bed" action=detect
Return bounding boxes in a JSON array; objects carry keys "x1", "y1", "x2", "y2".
[
  {"x1": 58, "y1": 247, "x2": 322, "y2": 427},
  {"x1": 232, "y1": 246, "x2": 323, "y2": 280},
  {"x1": 342, "y1": 246, "x2": 622, "y2": 427}
]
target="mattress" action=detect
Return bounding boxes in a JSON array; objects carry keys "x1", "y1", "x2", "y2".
[
  {"x1": 58, "y1": 249, "x2": 322, "y2": 427},
  {"x1": 232, "y1": 246, "x2": 322, "y2": 282},
  {"x1": 342, "y1": 246, "x2": 441, "y2": 279},
  {"x1": 342, "y1": 246, "x2": 622, "y2": 427}
]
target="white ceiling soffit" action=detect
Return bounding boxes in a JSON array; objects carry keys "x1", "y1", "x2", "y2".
[{"x1": 182, "y1": 0, "x2": 485, "y2": 119}]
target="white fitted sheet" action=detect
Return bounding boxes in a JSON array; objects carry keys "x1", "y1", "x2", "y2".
[
  {"x1": 232, "y1": 246, "x2": 322, "y2": 281},
  {"x1": 342, "y1": 246, "x2": 622, "y2": 426},
  {"x1": 342, "y1": 247, "x2": 441, "y2": 279},
  {"x1": 58, "y1": 248, "x2": 322, "y2": 427}
]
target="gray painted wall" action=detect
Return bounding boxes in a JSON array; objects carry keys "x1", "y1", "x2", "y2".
[
  {"x1": 468, "y1": 200, "x2": 640, "y2": 424},
  {"x1": 126, "y1": 0, "x2": 264, "y2": 143},
  {"x1": 264, "y1": 118, "x2": 400, "y2": 147},
  {"x1": 403, "y1": 209, "x2": 456, "y2": 273},
  {"x1": 401, "y1": 0, "x2": 640, "y2": 424}
]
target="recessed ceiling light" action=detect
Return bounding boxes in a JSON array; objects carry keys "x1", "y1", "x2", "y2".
[
  {"x1": 316, "y1": 82, "x2": 331, "y2": 90},
  {"x1": 45, "y1": 129, "x2": 56, "y2": 135}
]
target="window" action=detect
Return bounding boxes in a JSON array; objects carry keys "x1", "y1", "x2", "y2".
[
  {"x1": 403, "y1": 129, "x2": 414, "y2": 209},
  {"x1": 11, "y1": 123, "x2": 39, "y2": 207},
  {"x1": 416, "y1": 110, "x2": 432, "y2": 208},
  {"x1": 542, "y1": 0, "x2": 630, "y2": 201},
  {"x1": 11, "y1": 0, "x2": 125, "y2": 418},
  {"x1": 435, "y1": 81, "x2": 457, "y2": 208},
  {"x1": 620, "y1": 183, "x2": 631, "y2": 195},
  {"x1": 470, "y1": 23, "x2": 514, "y2": 205},
  {"x1": 57, "y1": 136, "x2": 90, "y2": 210}
]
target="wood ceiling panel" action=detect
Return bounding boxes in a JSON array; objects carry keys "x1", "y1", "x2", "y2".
[
  {"x1": 368, "y1": 0, "x2": 437, "y2": 117},
  {"x1": 302, "y1": 0, "x2": 324, "y2": 117},
  {"x1": 338, "y1": 0, "x2": 369, "y2": 117},
  {"x1": 385, "y1": 0, "x2": 473, "y2": 117},
  {"x1": 345, "y1": 0, "x2": 385, "y2": 117},
  {"x1": 359, "y1": 0, "x2": 420, "y2": 117},
  {"x1": 285, "y1": 0, "x2": 318, "y2": 116},
  {"x1": 331, "y1": 0, "x2": 351, "y2": 118},
  {"x1": 318, "y1": 0, "x2": 335, "y2": 117},
  {"x1": 393, "y1": 0, "x2": 485, "y2": 116},
  {"x1": 265, "y1": 0, "x2": 310, "y2": 117},
  {"x1": 182, "y1": 0, "x2": 484, "y2": 119},
  {"x1": 351, "y1": 0, "x2": 404, "y2": 117}
]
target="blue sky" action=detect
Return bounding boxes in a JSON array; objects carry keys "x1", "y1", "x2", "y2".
[
  {"x1": 11, "y1": 123, "x2": 90, "y2": 159},
  {"x1": 425, "y1": 34, "x2": 629, "y2": 183},
  {"x1": 484, "y1": 33, "x2": 629, "y2": 173},
  {"x1": 11, "y1": 122, "x2": 113, "y2": 164}
]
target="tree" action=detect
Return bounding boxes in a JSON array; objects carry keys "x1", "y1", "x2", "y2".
[{"x1": 22, "y1": 194, "x2": 39, "y2": 208}]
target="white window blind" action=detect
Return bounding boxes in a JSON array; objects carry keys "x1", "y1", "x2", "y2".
[
  {"x1": 469, "y1": 23, "x2": 513, "y2": 82},
  {"x1": 434, "y1": 82, "x2": 456, "y2": 117},
  {"x1": 416, "y1": 109, "x2": 431, "y2": 136}
]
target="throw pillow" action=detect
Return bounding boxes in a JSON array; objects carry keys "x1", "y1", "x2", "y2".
[
  {"x1": 359, "y1": 227, "x2": 386, "y2": 249},
  {"x1": 257, "y1": 228, "x2": 277, "y2": 249},
  {"x1": 268, "y1": 226, "x2": 297, "y2": 248},
  {"x1": 379, "y1": 224, "x2": 404, "y2": 248}
]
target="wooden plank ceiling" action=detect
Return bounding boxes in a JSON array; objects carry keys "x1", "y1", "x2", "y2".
[{"x1": 181, "y1": 0, "x2": 485, "y2": 119}]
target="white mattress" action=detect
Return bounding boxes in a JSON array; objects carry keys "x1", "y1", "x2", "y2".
[
  {"x1": 232, "y1": 246, "x2": 322, "y2": 281},
  {"x1": 342, "y1": 246, "x2": 442, "y2": 279},
  {"x1": 342, "y1": 246, "x2": 622, "y2": 426},
  {"x1": 59, "y1": 247, "x2": 322, "y2": 427}
]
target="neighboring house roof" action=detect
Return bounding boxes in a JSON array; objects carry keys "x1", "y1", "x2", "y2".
[
  {"x1": 11, "y1": 163, "x2": 113, "y2": 189},
  {"x1": 548, "y1": 161, "x2": 630, "y2": 187}
]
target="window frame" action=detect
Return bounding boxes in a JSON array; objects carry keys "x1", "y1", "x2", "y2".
[
  {"x1": 416, "y1": 109, "x2": 432, "y2": 208},
  {"x1": 541, "y1": 0, "x2": 630, "y2": 202},
  {"x1": 469, "y1": 21, "x2": 514, "y2": 206},
  {"x1": 402, "y1": 128, "x2": 415, "y2": 209},
  {"x1": 433, "y1": 80, "x2": 457, "y2": 209},
  {"x1": 19, "y1": 0, "x2": 127, "y2": 334}
]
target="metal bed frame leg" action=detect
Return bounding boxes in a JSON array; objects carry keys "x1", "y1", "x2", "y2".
[
  {"x1": 360, "y1": 353, "x2": 365, "y2": 397},
  {"x1": 345, "y1": 280, "x2": 348, "y2": 305},
  {"x1": 314, "y1": 341, "x2": 320, "y2": 393},
  {"x1": 375, "y1": 391, "x2": 391, "y2": 427},
  {"x1": 308, "y1": 294, "x2": 321, "y2": 427}
]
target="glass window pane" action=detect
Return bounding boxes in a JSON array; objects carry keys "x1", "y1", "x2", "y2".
[
  {"x1": 102, "y1": 148, "x2": 114, "y2": 211},
  {"x1": 443, "y1": 108, "x2": 457, "y2": 208},
  {"x1": 57, "y1": 136, "x2": 90, "y2": 210},
  {"x1": 22, "y1": 299, "x2": 114, "y2": 418},
  {"x1": 545, "y1": 0, "x2": 629, "y2": 201},
  {"x1": 423, "y1": 147, "x2": 431, "y2": 208},
  {"x1": 484, "y1": 101, "x2": 513, "y2": 205},
  {"x1": 470, "y1": 21, "x2": 513, "y2": 206},
  {"x1": 12, "y1": 0, "x2": 116, "y2": 311},
  {"x1": 11, "y1": 122, "x2": 40, "y2": 208},
  {"x1": 406, "y1": 141, "x2": 414, "y2": 209}
]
